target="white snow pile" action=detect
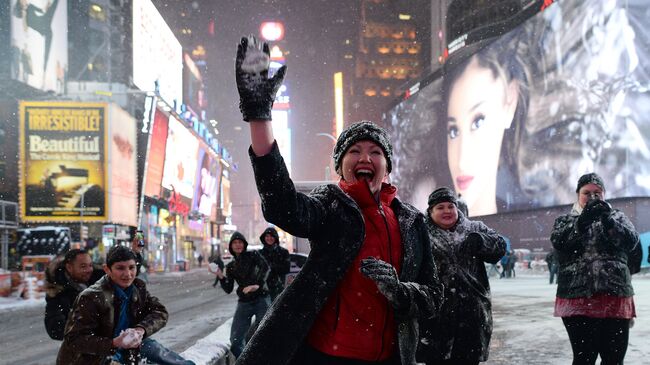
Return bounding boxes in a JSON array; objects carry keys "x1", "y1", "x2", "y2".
[{"x1": 180, "y1": 318, "x2": 232, "y2": 365}]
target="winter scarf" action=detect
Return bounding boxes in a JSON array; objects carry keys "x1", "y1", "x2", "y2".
[{"x1": 113, "y1": 284, "x2": 134, "y2": 363}]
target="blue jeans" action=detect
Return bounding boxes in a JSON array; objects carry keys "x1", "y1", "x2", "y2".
[
  {"x1": 230, "y1": 296, "x2": 270, "y2": 358},
  {"x1": 141, "y1": 337, "x2": 195, "y2": 365}
]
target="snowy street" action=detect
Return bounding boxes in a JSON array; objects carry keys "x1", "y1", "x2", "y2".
[
  {"x1": 486, "y1": 273, "x2": 650, "y2": 365},
  {"x1": 1, "y1": 271, "x2": 649, "y2": 364},
  {"x1": 0, "y1": 268, "x2": 237, "y2": 365}
]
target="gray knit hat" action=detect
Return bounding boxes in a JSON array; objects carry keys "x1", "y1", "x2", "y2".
[
  {"x1": 576, "y1": 173, "x2": 605, "y2": 193},
  {"x1": 333, "y1": 121, "x2": 393, "y2": 174},
  {"x1": 427, "y1": 187, "x2": 458, "y2": 209}
]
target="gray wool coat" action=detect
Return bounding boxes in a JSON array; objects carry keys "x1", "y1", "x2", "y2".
[{"x1": 236, "y1": 143, "x2": 443, "y2": 365}]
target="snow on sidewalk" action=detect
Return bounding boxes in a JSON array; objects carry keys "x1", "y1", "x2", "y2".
[{"x1": 180, "y1": 318, "x2": 232, "y2": 365}]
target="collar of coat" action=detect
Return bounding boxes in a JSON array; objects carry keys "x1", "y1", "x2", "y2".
[
  {"x1": 323, "y1": 182, "x2": 420, "y2": 280},
  {"x1": 338, "y1": 179, "x2": 397, "y2": 209}
]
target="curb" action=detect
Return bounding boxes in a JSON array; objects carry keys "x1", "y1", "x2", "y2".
[{"x1": 181, "y1": 318, "x2": 233, "y2": 365}]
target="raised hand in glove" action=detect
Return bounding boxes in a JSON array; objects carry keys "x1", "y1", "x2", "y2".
[
  {"x1": 235, "y1": 36, "x2": 287, "y2": 121},
  {"x1": 360, "y1": 257, "x2": 403, "y2": 306},
  {"x1": 578, "y1": 199, "x2": 612, "y2": 231}
]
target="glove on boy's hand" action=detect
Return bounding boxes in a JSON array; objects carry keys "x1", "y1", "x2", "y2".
[
  {"x1": 459, "y1": 232, "x2": 483, "y2": 256},
  {"x1": 578, "y1": 199, "x2": 612, "y2": 231},
  {"x1": 360, "y1": 257, "x2": 402, "y2": 305},
  {"x1": 235, "y1": 36, "x2": 287, "y2": 121}
]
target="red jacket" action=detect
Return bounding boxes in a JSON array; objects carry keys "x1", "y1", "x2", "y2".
[{"x1": 307, "y1": 180, "x2": 402, "y2": 361}]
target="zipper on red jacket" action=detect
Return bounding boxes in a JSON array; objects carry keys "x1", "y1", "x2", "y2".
[
  {"x1": 333, "y1": 292, "x2": 341, "y2": 332},
  {"x1": 377, "y1": 201, "x2": 393, "y2": 360}
]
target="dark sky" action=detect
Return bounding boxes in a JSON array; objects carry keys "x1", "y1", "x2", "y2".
[{"x1": 156, "y1": 0, "x2": 360, "y2": 229}]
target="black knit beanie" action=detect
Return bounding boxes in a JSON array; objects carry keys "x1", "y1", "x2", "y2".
[
  {"x1": 427, "y1": 187, "x2": 458, "y2": 209},
  {"x1": 576, "y1": 173, "x2": 605, "y2": 193},
  {"x1": 332, "y1": 121, "x2": 393, "y2": 174}
]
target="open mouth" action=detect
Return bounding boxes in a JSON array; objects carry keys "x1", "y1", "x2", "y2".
[{"x1": 355, "y1": 168, "x2": 375, "y2": 182}]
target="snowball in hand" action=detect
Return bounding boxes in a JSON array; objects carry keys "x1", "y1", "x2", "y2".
[
  {"x1": 240, "y1": 38, "x2": 269, "y2": 73},
  {"x1": 209, "y1": 262, "x2": 219, "y2": 272}
]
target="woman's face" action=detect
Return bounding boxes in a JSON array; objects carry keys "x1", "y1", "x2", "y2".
[
  {"x1": 430, "y1": 202, "x2": 458, "y2": 230},
  {"x1": 446, "y1": 57, "x2": 518, "y2": 216},
  {"x1": 577, "y1": 183, "x2": 605, "y2": 209},
  {"x1": 340, "y1": 140, "x2": 388, "y2": 195}
]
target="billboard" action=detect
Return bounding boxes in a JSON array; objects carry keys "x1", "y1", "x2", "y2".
[
  {"x1": 20, "y1": 101, "x2": 108, "y2": 222},
  {"x1": 108, "y1": 104, "x2": 137, "y2": 226},
  {"x1": 192, "y1": 148, "x2": 219, "y2": 218},
  {"x1": 161, "y1": 118, "x2": 198, "y2": 198},
  {"x1": 9, "y1": 0, "x2": 67, "y2": 93},
  {"x1": 384, "y1": 0, "x2": 650, "y2": 216},
  {"x1": 133, "y1": 0, "x2": 183, "y2": 106},
  {"x1": 143, "y1": 108, "x2": 169, "y2": 197}
]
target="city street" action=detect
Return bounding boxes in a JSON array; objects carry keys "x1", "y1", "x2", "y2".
[
  {"x1": 0, "y1": 268, "x2": 236, "y2": 365},
  {"x1": 1, "y1": 270, "x2": 649, "y2": 365}
]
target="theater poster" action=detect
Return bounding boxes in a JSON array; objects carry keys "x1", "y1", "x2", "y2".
[{"x1": 20, "y1": 101, "x2": 108, "y2": 222}]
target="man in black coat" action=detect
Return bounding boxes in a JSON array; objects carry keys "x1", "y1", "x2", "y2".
[
  {"x1": 44, "y1": 249, "x2": 104, "y2": 340},
  {"x1": 259, "y1": 227, "x2": 290, "y2": 301}
]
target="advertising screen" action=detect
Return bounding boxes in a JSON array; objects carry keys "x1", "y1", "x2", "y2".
[
  {"x1": 20, "y1": 101, "x2": 108, "y2": 222},
  {"x1": 9, "y1": 0, "x2": 67, "y2": 93},
  {"x1": 192, "y1": 148, "x2": 219, "y2": 218},
  {"x1": 143, "y1": 109, "x2": 169, "y2": 197},
  {"x1": 132, "y1": 0, "x2": 183, "y2": 105},
  {"x1": 108, "y1": 104, "x2": 137, "y2": 226},
  {"x1": 161, "y1": 118, "x2": 198, "y2": 198},
  {"x1": 384, "y1": 0, "x2": 650, "y2": 217}
]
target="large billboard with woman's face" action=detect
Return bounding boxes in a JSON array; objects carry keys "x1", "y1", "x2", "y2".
[
  {"x1": 385, "y1": 0, "x2": 650, "y2": 217},
  {"x1": 10, "y1": 0, "x2": 67, "y2": 93}
]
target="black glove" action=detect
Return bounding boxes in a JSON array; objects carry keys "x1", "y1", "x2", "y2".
[
  {"x1": 235, "y1": 36, "x2": 287, "y2": 122},
  {"x1": 459, "y1": 232, "x2": 483, "y2": 255},
  {"x1": 578, "y1": 199, "x2": 611, "y2": 230},
  {"x1": 360, "y1": 257, "x2": 402, "y2": 305}
]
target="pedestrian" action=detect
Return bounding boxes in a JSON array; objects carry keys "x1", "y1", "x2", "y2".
[
  {"x1": 499, "y1": 251, "x2": 510, "y2": 279},
  {"x1": 417, "y1": 187, "x2": 506, "y2": 365},
  {"x1": 259, "y1": 227, "x2": 290, "y2": 302},
  {"x1": 56, "y1": 245, "x2": 168, "y2": 365},
  {"x1": 214, "y1": 231, "x2": 271, "y2": 359},
  {"x1": 44, "y1": 249, "x2": 105, "y2": 340},
  {"x1": 198, "y1": 254, "x2": 204, "y2": 268},
  {"x1": 552, "y1": 172, "x2": 642, "y2": 365},
  {"x1": 131, "y1": 231, "x2": 149, "y2": 281},
  {"x1": 508, "y1": 250, "x2": 517, "y2": 278},
  {"x1": 546, "y1": 249, "x2": 558, "y2": 285},
  {"x1": 233, "y1": 35, "x2": 443, "y2": 365}
]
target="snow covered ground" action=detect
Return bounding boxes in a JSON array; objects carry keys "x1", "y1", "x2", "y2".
[{"x1": 485, "y1": 272, "x2": 650, "y2": 365}]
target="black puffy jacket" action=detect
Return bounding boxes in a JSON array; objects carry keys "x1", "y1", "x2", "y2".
[
  {"x1": 220, "y1": 232, "x2": 270, "y2": 302},
  {"x1": 418, "y1": 214, "x2": 506, "y2": 363},
  {"x1": 259, "y1": 228, "x2": 290, "y2": 297},
  {"x1": 551, "y1": 204, "x2": 641, "y2": 299}
]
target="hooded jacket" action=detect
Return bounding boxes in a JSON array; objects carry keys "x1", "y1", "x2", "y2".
[
  {"x1": 418, "y1": 213, "x2": 506, "y2": 363},
  {"x1": 236, "y1": 143, "x2": 442, "y2": 365},
  {"x1": 551, "y1": 203, "x2": 641, "y2": 299},
  {"x1": 44, "y1": 256, "x2": 105, "y2": 340},
  {"x1": 56, "y1": 275, "x2": 168, "y2": 365},
  {"x1": 220, "y1": 232, "x2": 271, "y2": 302},
  {"x1": 259, "y1": 227, "x2": 290, "y2": 296}
]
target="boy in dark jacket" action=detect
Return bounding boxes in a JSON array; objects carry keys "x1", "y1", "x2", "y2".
[
  {"x1": 44, "y1": 249, "x2": 104, "y2": 340},
  {"x1": 56, "y1": 245, "x2": 168, "y2": 365},
  {"x1": 259, "y1": 227, "x2": 290, "y2": 301},
  {"x1": 215, "y1": 231, "x2": 270, "y2": 358}
]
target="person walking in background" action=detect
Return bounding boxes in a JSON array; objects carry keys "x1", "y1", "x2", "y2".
[
  {"x1": 417, "y1": 187, "x2": 506, "y2": 365},
  {"x1": 546, "y1": 249, "x2": 558, "y2": 285},
  {"x1": 214, "y1": 231, "x2": 270, "y2": 359},
  {"x1": 56, "y1": 245, "x2": 168, "y2": 365},
  {"x1": 233, "y1": 35, "x2": 442, "y2": 365},
  {"x1": 259, "y1": 227, "x2": 290, "y2": 302},
  {"x1": 44, "y1": 249, "x2": 104, "y2": 340},
  {"x1": 552, "y1": 173, "x2": 642, "y2": 365},
  {"x1": 198, "y1": 254, "x2": 204, "y2": 268}
]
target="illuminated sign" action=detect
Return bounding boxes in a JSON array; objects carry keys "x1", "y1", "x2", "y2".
[
  {"x1": 133, "y1": 0, "x2": 183, "y2": 106},
  {"x1": 260, "y1": 22, "x2": 285, "y2": 41}
]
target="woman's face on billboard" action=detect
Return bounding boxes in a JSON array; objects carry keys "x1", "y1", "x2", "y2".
[{"x1": 446, "y1": 57, "x2": 518, "y2": 216}]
